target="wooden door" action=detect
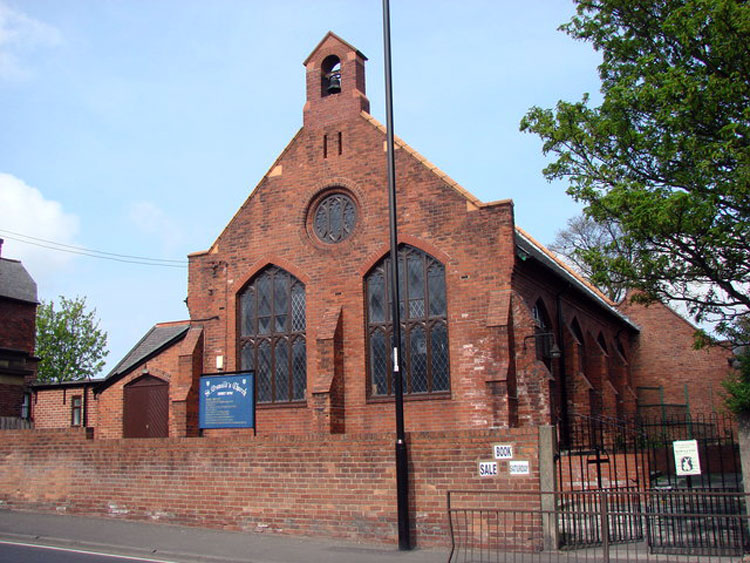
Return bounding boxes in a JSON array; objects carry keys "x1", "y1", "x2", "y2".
[{"x1": 123, "y1": 375, "x2": 168, "y2": 438}]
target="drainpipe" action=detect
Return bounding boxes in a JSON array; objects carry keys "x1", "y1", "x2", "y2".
[
  {"x1": 83, "y1": 384, "x2": 88, "y2": 428},
  {"x1": 556, "y1": 285, "x2": 571, "y2": 447}
]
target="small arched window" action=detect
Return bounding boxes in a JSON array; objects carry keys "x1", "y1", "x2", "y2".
[
  {"x1": 570, "y1": 317, "x2": 585, "y2": 372},
  {"x1": 597, "y1": 333, "x2": 609, "y2": 355},
  {"x1": 531, "y1": 299, "x2": 554, "y2": 364},
  {"x1": 238, "y1": 266, "x2": 306, "y2": 404},
  {"x1": 615, "y1": 337, "x2": 628, "y2": 364},
  {"x1": 570, "y1": 318, "x2": 584, "y2": 345},
  {"x1": 365, "y1": 245, "x2": 449, "y2": 397}
]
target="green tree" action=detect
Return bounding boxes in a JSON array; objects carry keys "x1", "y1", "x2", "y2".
[
  {"x1": 35, "y1": 296, "x2": 109, "y2": 382},
  {"x1": 521, "y1": 0, "x2": 750, "y2": 339},
  {"x1": 549, "y1": 214, "x2": 631, "y2": 302}
]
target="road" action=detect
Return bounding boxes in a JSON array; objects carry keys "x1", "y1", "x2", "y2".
[
  {"x1": 0, "y1": 540, "x2": 181, "y2": 563},
  {"x1": 0, "y1": 510, "x2": 447, "y2": 563}
]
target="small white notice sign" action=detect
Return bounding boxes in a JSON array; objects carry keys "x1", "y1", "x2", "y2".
[
  {"x1": 509, "y1": 460, "x2": 530, "y2": 475},
  {"x1": 673, "y1": 439, "x2": 701, "y2": 476},
  {"x1": 478, "y1": 461, "x2": 498, "y2": 477},
  {"x1": 493, "y1": 444, "x2": 513, "y2": 459}
]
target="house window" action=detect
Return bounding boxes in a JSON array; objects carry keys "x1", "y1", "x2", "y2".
[
  {"x1": 71, "y1": 395, "x2": 82, "y2": 427},
  {"x1": 238, "y1": 266, "x2": 306, "y2": 404},
  {"x1": 365, "y1": 245, "x2": 449, "y2": 397}
]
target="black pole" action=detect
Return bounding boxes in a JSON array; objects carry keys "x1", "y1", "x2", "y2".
[
  {"x1": 556, "y1": 287, "x2": 570, "y2": 447},
  {"x1": 382, "y1": 0, "x2": 411, "y2": 551}
]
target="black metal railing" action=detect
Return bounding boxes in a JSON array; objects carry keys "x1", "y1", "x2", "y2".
[
  {"x1": 447, "y1": 489, "x2": 750, "y2": 563},
  {"x1": 558, "y1": 487, "x2": 644, "y2": 547},
  {"x1": 559, "y1": 412, "x2": 741, "y2": 493},
  {"x1": 646, "y1": 489, "x2": 750, "y2": 556}
]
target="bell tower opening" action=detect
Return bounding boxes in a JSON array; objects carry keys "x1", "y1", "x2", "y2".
[
  {"x1": 321, "y1": 55, "x2": 341, "y2": 97},
  {"x1": 303, "y1": 32, "x2": 370, "y2": 127}
]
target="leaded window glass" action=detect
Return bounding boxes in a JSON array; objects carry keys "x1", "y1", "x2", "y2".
[
  {"x1": 238, "y1": 266, "x2": 306, "y2": 403},
  {"x1": 365, "y1": 245, "x2": 449, "y2": 397}
]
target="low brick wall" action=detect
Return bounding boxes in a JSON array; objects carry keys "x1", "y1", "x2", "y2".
[{"x1": 0, "y1": 427, "x2": 541, "y2": 547}]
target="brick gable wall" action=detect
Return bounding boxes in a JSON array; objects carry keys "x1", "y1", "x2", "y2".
[
  {"x1": 94, "y1": 339, "x2": 185, "y2": 439},
  {"x1": 187, "y1": 108, "x2": 527, "y2": 435}
]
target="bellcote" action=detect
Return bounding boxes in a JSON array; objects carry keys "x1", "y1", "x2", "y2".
[{"x1": 303, "y1": 32, "x2": 370, "y2": 127}]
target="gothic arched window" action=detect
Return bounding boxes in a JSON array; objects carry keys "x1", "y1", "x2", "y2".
[
  {"x1": 238, "y1": 266, "x2": 306, "y2": 404},
  {"x1": 532, "y1": 299, "x2": 554, "y2": 365},
  {"x1": 365, "y1": 245, "x2": 449, "y2": 397},
  {"x1": 570, "y1": 317, "x2": 585, "y2": 373}
]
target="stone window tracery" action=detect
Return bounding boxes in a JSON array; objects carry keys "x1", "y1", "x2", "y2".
[{"x1": 312, "y1": 192, "x2": 357, "y2": 243}]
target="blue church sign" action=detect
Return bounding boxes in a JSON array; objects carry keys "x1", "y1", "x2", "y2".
[{"x1": 199, "y1": 372, "x2": 255, "y2": 429}]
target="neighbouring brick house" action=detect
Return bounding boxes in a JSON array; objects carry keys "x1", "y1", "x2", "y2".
[
  {"x1": 0, "y1": 239, "x2": 38, "y2": 421},
  {"x1": 30, "y1": 32, "x2": 731, "y2": 439}
]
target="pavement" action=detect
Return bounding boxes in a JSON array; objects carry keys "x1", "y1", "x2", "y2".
[{"x1": 0, "y1": 509, "x2": 449, "y2": 563}]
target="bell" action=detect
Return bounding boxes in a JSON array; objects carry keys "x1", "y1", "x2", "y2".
[{"x1": 327, "y1": 72, "x2": 341, "y2": 94}]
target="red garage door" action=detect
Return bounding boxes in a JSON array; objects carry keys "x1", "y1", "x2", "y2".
[{"x1": 123, "y1": 375, "x2": 168, "y2": 438}]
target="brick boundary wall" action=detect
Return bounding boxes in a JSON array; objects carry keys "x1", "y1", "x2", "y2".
[{"x1": 0, "y1": 427, "x2": 541, "y2": 547}]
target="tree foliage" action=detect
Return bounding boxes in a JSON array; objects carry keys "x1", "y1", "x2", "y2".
[
  {"x1": 549, "y1": 214, "x2": 631, "y2": 302},
  {"x1": 35, "y1": 296, "x2": 109, "y2": 383},
  {"x1": 521, "y1": 0, "x2": 750, "y2": 338},
  {"x1": 722, "y1": 317, "x2": 750, "y2": 415}
]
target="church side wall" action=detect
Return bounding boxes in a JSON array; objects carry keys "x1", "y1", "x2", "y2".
[
  {"x1": 0, "y1": 427, "x2": 541, "y2": 548},
  {"x1": 512, "y1": 259, "x2": 638, "y2": 422}
]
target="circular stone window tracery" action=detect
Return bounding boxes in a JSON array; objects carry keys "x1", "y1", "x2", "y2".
[{"x1": 312, "y1": 192, "x2": 357, "y2": 243}]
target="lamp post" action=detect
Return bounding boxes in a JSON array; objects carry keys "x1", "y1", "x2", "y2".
[{"x1": 382, "y1": 0, "x2": 411, "y2": 550}]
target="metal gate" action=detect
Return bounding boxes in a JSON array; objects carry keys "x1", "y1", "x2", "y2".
[
  {"x1": 123, "y1": 375, "x2": 169, "y2": 438},
  {"x1": 557, "y1": 415, "x2": 649, "y2": 547},
  {"x1": 555, "y1": 412, "x2": 745, "y2": 554}
]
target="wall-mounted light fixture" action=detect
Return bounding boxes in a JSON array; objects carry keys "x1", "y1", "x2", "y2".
[{"x1": 523, "y1": 332, "x2": 561, "y2": 359}]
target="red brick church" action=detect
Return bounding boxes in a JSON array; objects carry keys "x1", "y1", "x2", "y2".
[{"x1": 30, "y1": 32, "x2": 731, "y2": 439}]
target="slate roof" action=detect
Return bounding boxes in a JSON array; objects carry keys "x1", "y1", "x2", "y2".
[
  {"x1": 515, "y1": 227, "x2": 639, "y2": 331},
  {"x1": 0, "y1": 258, "x2": 37, "y2": 304},
  {"x1": 104, "y1": 321, "x2": 190, "y2": 381}
]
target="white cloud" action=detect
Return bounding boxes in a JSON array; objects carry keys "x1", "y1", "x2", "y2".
[
  {"x1": 127, "y1": 200, "x2": 184, "y2": 254},
  {"x1": 0, "y1": 172, "x2": 79, "y2": 279},
  {"x1": 0, "y1": 1, "x2": 62, "y2": 80}
]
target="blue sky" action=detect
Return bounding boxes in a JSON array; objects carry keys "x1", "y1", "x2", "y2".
[{"x1": 0, "y1": 1, "x2": 602, "y2": 375}]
